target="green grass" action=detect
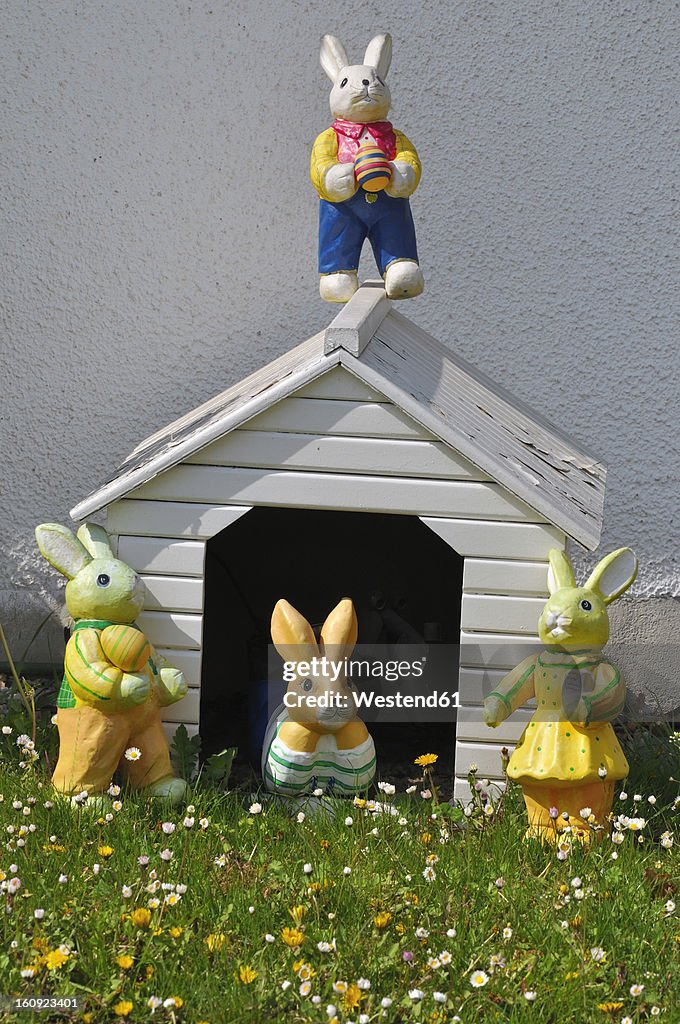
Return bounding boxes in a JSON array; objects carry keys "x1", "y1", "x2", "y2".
[{"x1": 0, "y1": 733, "x2": 678, "y2": 1024}]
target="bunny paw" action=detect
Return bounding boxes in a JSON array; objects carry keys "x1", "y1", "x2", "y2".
[
  {"x1": 320, "y1": 271, "x2": 358, "y2": 303},
  {"x1": 147, "y1": 776, "x2": 189, "y2": 805},
  {"x1": 158, "y1": 667, "x2": 188, "y2": 706},
  {"x1": 384, "y1": 260, "x2": 424, "y2": 299},
  {"x1": 119, "y1": 672, "x2": 151, "y2": 707}
]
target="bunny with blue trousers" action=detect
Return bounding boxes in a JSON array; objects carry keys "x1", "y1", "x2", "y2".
[
  {"x1": 35, "y1": 522, "x2": 189, "y2": 804},
  {"x1": 312, "y1": 33, "x2": 424, "y2": 303}
]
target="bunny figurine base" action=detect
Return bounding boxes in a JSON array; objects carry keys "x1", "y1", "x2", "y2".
[
  {"x1": 312, "y1": 33, "x2": 424, "y2": 302},
  {"x1": 484, "y1": 547, "x2": 638, "y2": 845},
  {"x1": 35, "y1": 522, "x2": 190, "y2": 805},
  {"x1": 262, "y1": 598, "x2": 376, "y2": 796}
]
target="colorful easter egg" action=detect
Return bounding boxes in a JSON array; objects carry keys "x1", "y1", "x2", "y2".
[
  {"x1": 354, "y1": 145, "x2": 392, "y2": 193},
  {"x1": 100, "y1": 624, "x2": 151, "y2": 673}
]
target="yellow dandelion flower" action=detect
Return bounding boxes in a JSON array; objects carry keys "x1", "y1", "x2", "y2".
[
  {"x1": 353, "y1": 797, "x2": 367, "y2": 808},
  {"x1": 42, "y1": 843, "x2": 66, "y2": 853},
  {"x1": 205, "y1": 933, "x2": 226, "y2": 952},
  {"x1": 151, "y1": 927, "x2": 163, "y2": 936},
  {"x1": 308, "y1": 881, "x2": 322, "y2": 893},
  {"x1": 82, "y1": 1014, "x2": 94, "y2": 1023},
  {"x1": 238, "y1": 965, "x2": 257, "y2": 984},
  {"x1": 597, "y1": 1003, "x2": 624, "y2": 1013},
  {"x1": 98, "y1": 845, "x2": 114, "y2": 858},
  {"x1": 343, "y1": 983, "x2": 362, "y2": 1009},
  {"x1": 130, "y1": 908, "x2": 152, "y2": 929},
  {"x1": 570, "y1": 916, "x2": 582, "y2": 928},
  {"x1": 32, "y1": 937, "x2": 49, "y2": 953},
  {"x1": 320, "y1": 839, "x2": 330, "y2": 851},
  {"x1": 113, "y1": 1001, "x2": 134, "y2": 1017},
  {"x1": 145, "y1": 965, "x2": 154, "y2": 980},
  {"x1": 281, "y1": 927, "x2": 304, "y2": 947},
  {"x1": 168, "y1": 926, "x2": 183, "y2": 938},
  {"x1": 414, "y1": 753, "x2": 438, "y2": 767},
  {"x1": 115, "y1": 954, "x2": 134, "y2": 970},
  {"x1": 289, "y1": 905, "x2": 305, "y2": 925},
  {"x1": 373, "y1": 911, "x2": 392, "y2": 929},
  {"x1": 395, "y1": 922, "x2": 407, "y2": 935},
  {"x1": 168, "y1": 997, "x2": 183, "y2": 1009},
  {"x1": 45, "y1": 949, "x2": 69, "y2": 970},
  {"x1": 420, "y1": 831, "x2": 432, "y2": 845},
  {"x1": 564, "y1": 971, "x2": 580, "y2": 981}
]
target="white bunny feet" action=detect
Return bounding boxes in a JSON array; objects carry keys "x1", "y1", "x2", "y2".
[
  {"x1": 319, "y1": 271, "x2": 358, "y2": 303},
  {"x1": 384, "y1": 259, "x2": 424, "y2": 299}
]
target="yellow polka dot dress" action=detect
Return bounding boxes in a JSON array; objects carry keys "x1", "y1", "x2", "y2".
[{"x1": 498, "y1": 653, "x2": 629, "y2": 784}]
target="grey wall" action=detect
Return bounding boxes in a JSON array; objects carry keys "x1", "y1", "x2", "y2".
[{"x1": 2, "y1": 1, "x2": 679, "y2": 673}]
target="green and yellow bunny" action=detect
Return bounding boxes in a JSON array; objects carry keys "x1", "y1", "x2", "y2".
[
  {"x1": 35, "y1": 522, "x2": 189, "y2": 803},
  {"x1": 484, "y1": 547, "x2": 637, "y2": 842}
]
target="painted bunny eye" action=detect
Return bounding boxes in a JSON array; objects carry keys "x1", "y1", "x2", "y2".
[
  {"x1": 300, "y1": 679, "x2": 313, "y2": 692},
  {"x1": 340, "y1": 77, "x2": 348, "y2": 88},
  {"x1": 96, "y1": 573, "x2": 111, "y2": 588},
  {"x1": 580, "y1": 599, "x2": 593, "y2": 612}
]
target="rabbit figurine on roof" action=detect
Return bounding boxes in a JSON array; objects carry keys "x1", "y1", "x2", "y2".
[
  {"x1": 35, "y1": 522, "x2": 189, "y2": 804},
  {"x1": 484, "y1": 547, "x2": 638, "y2": 843},
  {"x1": 311, "y1": 32, "x2": 424, "y2": 303}
]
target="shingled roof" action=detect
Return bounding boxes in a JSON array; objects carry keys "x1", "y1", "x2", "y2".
[{"x1": 71, "y1": 283, "x2": 606, "y2": 549}]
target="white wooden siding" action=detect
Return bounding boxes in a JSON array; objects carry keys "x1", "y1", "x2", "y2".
[
  {"x1": 451, "y1": 533, "x2": 562, "y2": 798},
  {"x1": 461, "y1": 594, "x2": 547, "y2": 634},
  {"x1": 155, "y1": 648, "x2": 202, "y2": 688},
  {"x1": 421, "y1": 519, "x2": 564, "y2": 559},
  {"x1": 463, "y1": 558, "x2": 549, "y2": 596},
  {"x1": 294, "y1": 367, "x2": 388, "y2": 402},
  {"x1": 142, "y1": 575, "x2": 204, "y2": 613},
  {"x1": 109, "y1": 500, "x2": 251, "y2": 539},
  {"x1": 186, "y1": 431, "x2": 488, "y2": 480},
  {"x1": 137, "y1": 610, "x2": 202, "y2": 649},
  {"x1": 241, "y1": 397, "x2": 430, "y2": 440},
  {"x1": 132, "y1": 466, "x2": 545, "y2": 522},
  {"x1": 118, "y1": 536, "x2": 206, "y2": 576}
]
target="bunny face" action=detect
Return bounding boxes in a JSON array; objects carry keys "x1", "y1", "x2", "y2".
[
  {"x1": 271, "y1": 598, "x2": 359, "y2": 733},
  {"x1": 538, "y1": 584, "x2": 609, "y2": 646},
  {"x1": 321, "y1": 34, "x2": 392, "y2": 124},
  {"x1": 538, "y1": 548, "x2": 638, "y2": 648},
  {"x1": 36, "y1": 522, "x2": 146, "y2": 624},
  {"x1": 65, "y1": 557, "x2": 145, "y2": 622}
]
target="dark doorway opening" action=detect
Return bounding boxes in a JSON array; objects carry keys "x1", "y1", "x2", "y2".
[{"x1": 200, "y1": 507, "x2": 463, "y2": 781}]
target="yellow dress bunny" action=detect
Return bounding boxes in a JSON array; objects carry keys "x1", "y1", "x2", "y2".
[{"x1": 484, "y1": 547, "x2": 637, "y2": 842}]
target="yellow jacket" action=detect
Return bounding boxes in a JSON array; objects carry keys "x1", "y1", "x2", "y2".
[{"x1": 310, "y1": 127, "x2": 421, "y2": 201}]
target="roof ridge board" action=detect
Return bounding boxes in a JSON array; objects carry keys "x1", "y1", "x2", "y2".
[{"x1": 379, "y1": 310, "x2": 603, "y2": 467}]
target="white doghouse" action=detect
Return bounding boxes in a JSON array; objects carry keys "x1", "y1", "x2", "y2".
[{"x1": 71, "y1": 284, "x2": 605, "y2": 798}]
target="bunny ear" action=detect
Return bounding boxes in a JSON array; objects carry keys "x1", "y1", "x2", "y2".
[
  {"x1": 546, "y1": 549, "x2": 576, "y2": 594},
  {"x1": 271, "y1": 599, "x2": 319, "y2": 663},
  {"x1": 77, "y1": 522, "x2": 114, "y2": 560},
  {"x1": 320, "y1": 598, "x2": 358, "y2": 652},
  {"x1": 363, "y1": 33, "x2": 392, "y2": 78},
  {"x1": 35, "y1": 523, "x2": 91, "y2": 579},
  {"x1": 584, "y1": 547, "x2": 638, "y2": 605},
  {"x1": 320, "y1": 34, "x2": 349, "y2": 80}
]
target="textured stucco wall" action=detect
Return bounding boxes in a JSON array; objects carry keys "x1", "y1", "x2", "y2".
[{"x1": 1, "y1": 2, "x2": 679, "y2": 685}]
